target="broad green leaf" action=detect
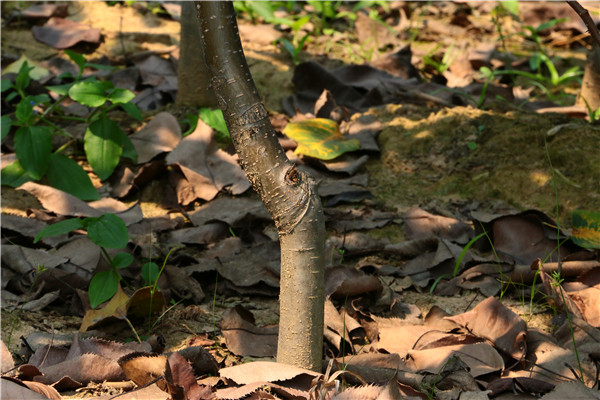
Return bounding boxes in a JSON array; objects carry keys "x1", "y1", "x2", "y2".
[
  {"x1": 120, "y1": 102, "x2": 142, "y2": 121},
  {"x1": 112, "y1": 252, "x2": 133, "y2": 269},
  {"x1": 121, "y1": 134, "x2": 138, "y2": 163},
  {"x1": 46, "y1": 153, "x2": 100, "y2": 201},
  {"x1": 65, "y1": 50, "x2": 85, "y2": 71},
  {"x1": 500, "y1": 0, "x2": 519, "y2": 16},
  {"x1": 14, "y1": 126, "x2": 52, "y2": 180},
  {"x1": 182, "y1": 113, "x2": 199, "y2": 136},
  {"x1": 89, "y1": 269, "x2": 120, "y2": 308},
  {"x1": 572, "y1": 209, "x2": 600, "y2": 249},
  {"x1": 15, "y1": 97, "x2": 35, "y2": 124},
  {"x1": 1, "y1": 161, "x2": 35, "y2": 187},
  {"x1": 1, "y1": 115, "x2": 12, "y2": 141},
  {"x1": 34, "y1": 218, "x2": 84, "y2": 243},
  {"x1": 199, "y1": 107, "x2": 229, "y2": 136},
  {"x1": 46, "y1": 82, "x2": 75, "y2": 96},
  {"x1": 16, "y1": 62, "x2": 32, "y2": 90},
  {"x1": 283, "y1": 118, "x2": 360, "y2": 160},
  {"x1": 1, "y1": 79, "x2": 12, "y2": 93},
  {"x1": 84, "y1": 116, "x2": 124, "y2": 180},
  {"x1": 142, "y1": 262, "x2": 159, "y2": 285},
  {"x1": 87, "y1": 213, "x2": 129, "y2": 249},
  {"x1": 69, "y1": 80, "x2": 113, "y2": 107},
  {"x1": 107, "y1": 88, "x2": 135, "y2": 104}
]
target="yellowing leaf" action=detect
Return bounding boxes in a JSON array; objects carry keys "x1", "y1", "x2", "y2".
[
  {"x1": 80, "y1": 284, "x2": 129, "y2": 332},
  {"x1": 572, "y1": 209, "x2": 600, "y2": 249},
  {"x1": 283, "y1": 118, "x2": 360, "y2": 160}
]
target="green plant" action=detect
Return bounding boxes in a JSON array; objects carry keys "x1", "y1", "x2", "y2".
[
  {"x1": 582, "y1": 98, "x2": 600, "y2": 124},
  {"x1": 1, "y1": 51, "x2": 140, "y2": 200},
  {"x1": 34, "y1": 213, "x2": 131, "y2": 308},
  {"x1": 467, "y1": 124, "x2": 485, "y2": 151},
  {"x1": 423, "y1": 44, "x2": 458, "y2": 75}
]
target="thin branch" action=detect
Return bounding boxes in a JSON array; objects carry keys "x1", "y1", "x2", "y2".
[{"x1": 566, "y1": 1, "x2": 600, "y2": 47}]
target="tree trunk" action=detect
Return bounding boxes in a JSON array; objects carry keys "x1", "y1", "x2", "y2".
[
  {"x1": 194, "y1": 1, "x2": 325, "y2": 372},
  {"x1": 177, "y1": 1, "x2": 217, "y2": 107}
]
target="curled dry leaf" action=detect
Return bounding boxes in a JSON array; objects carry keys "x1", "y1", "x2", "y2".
[
  {"x1": 445, "y1": 297, "x2": 527, "y2": 360},
  {"x1": 325, "y1": 265, "x2": 383, "y2": 299},
  {"x1": 1, "y1": 378, "x2": 57, "y2": 400},
  {"x1": 166, "y1": 120, "x2": 250, "y2": 202}
]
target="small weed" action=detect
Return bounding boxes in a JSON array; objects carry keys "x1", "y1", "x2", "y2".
[
  {"x1": 35, "y1": 213, "x2": 131, "y2": 308},
  {"x1": 1, "y1": 51, "x2": 141, "y2": 199}
]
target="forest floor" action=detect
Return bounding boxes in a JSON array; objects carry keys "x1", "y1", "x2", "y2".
[{"x1": 1, "y1": 2, "x2": 600, "y2": 400}]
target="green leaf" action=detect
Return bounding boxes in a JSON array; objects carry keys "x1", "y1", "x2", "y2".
[
  {"x1": 121, "y1": 134, "x2": 138, "y2": 163},
  {"x1": 120, "y1": 102, "x2": 142, "y2": 121},
  {"x1": 1, "y1": 161, "x2": 35, "y2": 187},
  {"x1": 34, "y1": 218, "x2": 84, "y2": 243},
  {"x1": 16, "y1": 61, "x2": 33, "y2": 91},
  {"x1": 182, "y1": 113, "x2": 199, "y2": 136},
  {"x1": 107, "y1": 88, "x2": 135, "y2": 104},
  {"x1": 198, "y1": 107, "x2": 229, "y2": 136},
  {"x1": 500, "y1": 0, "x2": 519, "y2": 16},
  {"x1": 112, "y1": 252, "x2": 133, "y2": 269},
  {"x1": 571, "y1": 209, "x2": 600, "y2": 249},
  {"x1": 14, "y1": 126, "x2": 52, "y2": 180},
  {"x1": 87, "y1": 213, "x2": 129, "y2": 249},
  {"x1": 15, "y1": 97, "x2": 35, "y2": 124},
  {"x1": 84, "y1": 116, "x2": 124, "y2": 180},
  {"x1": 89, "y1": 269, "x2": 119, "y2": 308},
  {"x1": 65, "y1": 49, "x2": 85, "y2": 71},
  {"x1": 46, "y1": 82, "x2": 75, "y2": 96},
  {"x1": 1, "y1": 79, "x2": 12, "y2": 93},
  {"x1": 68, "y1": 80, "x2": 113, "y2": 107},
  {"x1": 1, "y1": 115, "x2": 12, "y2": 141},
  {"x1": 142, "y1": 262, "x2": 159, "y2": 285},
  {"x1": 46, "y1": 153, "x2": 100, "y2": 201},
  {"x1": 283, "y1": 118, "x2": 360, "y2": 160}
]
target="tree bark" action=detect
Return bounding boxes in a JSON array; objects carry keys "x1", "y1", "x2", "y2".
[
  {"x1": 177, "y1": 1, "x2": 217, "y2": 107},
  {"x1": 194, "y1": 1, "x2": 325, "y2": 371}
]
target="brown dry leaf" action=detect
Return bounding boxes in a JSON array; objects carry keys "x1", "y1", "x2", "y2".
[
  {"x1": 188, "y1": 197, "x2": 270, "y2": 227},
  {"x1": 166, "y1": 120, "x2": 250, "y2": 201},
  {"x1": 325, "y1": 265, "x2": 383, "y2": 299},
  {"x1": 125, "y1": 286, "x2": 167, "y2": 319},
  {"x1": 166, "y1": 223, "x2": 230, "y2": 246},
  {"x1": 80, "y1": 284, "x2": 130, "y2": 332},
  {"x1": 130, "y1": 112, "x2": 182, "y2": 164},
  {"x1": 324, "y1": 300, "x2": 353, "y2": 354},
  {"x1": 1, "y1": 340, "x2": 14, "y2": 373},
  {"x1": 568, "y1": 285, "x2": 600, "y2": 328},
  {"x1": 110, "y1": 161, "x2": 166, "y2": 198},
  {"x1": 332, "y1": 382, "x2": 404, "y2": 400},
  {"x1": 32, "y1": 17, "x2": 101, "y2": 49},
  {"x1": 119, "y1": 352, "x2": 167, "y2": 388},
  {"x1": 216, "y1": 381, "x2": 308, "y2": 400},
  {"x1": 1, "y1": 214, "x2": 66, "y2": 247},
  {"x1": 487, "y1": 377, "x2": 555, "y2": 398},
  {"x1": 54, "y1": 237, "x2": 101, "y2": 282},
  {"x1": 407, "y1": 342, "x2": 504, "y2": 377},
  {"x1": 165, "y1": 352, "x2": 214, "y2": 400},
  {"x1": 403, "y1": 207, "x2": 472, "y2": 244},
  {"x1": 1, "y1": 378, "x2": 57, "y2": 400},
  {"x1": 19, "y1": 3, "x2": 69, "y2": 19},
  {"x1": 33, "y1": 353, "x2": 124, "y2": 387},
  {"x1": 445, "y1": 296, "x2": 527, "y2": 359},
  {"x1": 134, "y1": 55, "x2": 177, "y2": 92},
  {"x1": 220, "y1": 305, "x2": 277, "y2": 358},
  {"x1": 540, "y1": 380, "x2": 600, "y2": 399},
  {"x1": 17, "y1": 182, "x2": 142, "y2": 225},
  {"x1": 332, "y1": 353, "x2": 414, "y2": 385},
  {"x1": 219, "y1": 361, "x2": 320, "y2": 386}
]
